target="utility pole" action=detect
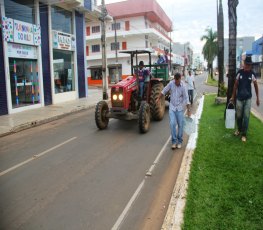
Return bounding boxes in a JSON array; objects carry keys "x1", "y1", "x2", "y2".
[
  {"x1": 183, "y1": 43, "x2": 186, "y2": 76},
  {"x1": 100, "y1": 0, "x2": 108, "y2": 99},
  {"x1": 217, "y1": 0, "x2": 224, "y2": 96},
  {"x1": 169, "y1": 31, "x2": 172, "y2": 73},
  {"x1": 114, "y1": 18, "x2": 119, "y2": 83}
]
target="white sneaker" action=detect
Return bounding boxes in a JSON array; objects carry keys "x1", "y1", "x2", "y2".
[
  {"x1": 177, "y1": 144, "x2": 182, "y2": 149},
  {"x1": 171, "y1": 144, "x2": 176, "y2": 149},
  {"x1": 241, "y1": 136, "x2": 247, "y2": 142}
]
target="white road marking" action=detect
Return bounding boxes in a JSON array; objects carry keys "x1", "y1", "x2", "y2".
[
  {"x1": 146, "y1": 136, "x2": 171, "y2": 176},
  {"x1": 112, "y1": 136, "x2": 171, "y2": 230},
  {"x1": 0, "y1": 137, "x2": 77, "y2": 177},
  {"x1": 112, "y1": 180, "x2": 145, "y2": 230}
]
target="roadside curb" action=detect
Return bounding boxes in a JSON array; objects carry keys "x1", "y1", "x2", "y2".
[
  {"x1": 161, "y1": 96, "x2": 204, "y2": 229},
  {"x1": 251, "y1": 108, "x2": 263, "y2": 122}
]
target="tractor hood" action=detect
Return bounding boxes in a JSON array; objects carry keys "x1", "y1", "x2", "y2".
[{"x1": 114, "y1": 75, "x2": 137, "y2": 89}]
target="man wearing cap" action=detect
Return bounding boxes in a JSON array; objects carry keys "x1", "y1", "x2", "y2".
[{"x1": 230, "y1": 55, "x2": 260, "y2": 142}]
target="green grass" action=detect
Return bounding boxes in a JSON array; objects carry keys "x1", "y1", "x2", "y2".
[
  {"x1": 207, "y1": 74, "x2": 218, "y2": 87},
  {"x1": 182, "y1": 95, "x2": 263, "y2": 230}
]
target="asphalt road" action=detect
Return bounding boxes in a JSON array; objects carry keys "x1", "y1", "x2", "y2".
[
  {"x1": 0, "y1": 73, "x2": 261, "y2": 230},
  {"x1": 0, "y1": 97, "x2": 186, "y2": 229}
]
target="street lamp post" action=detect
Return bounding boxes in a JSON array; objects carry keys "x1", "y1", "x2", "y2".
[{"x1": 100, "y1": 0, "x2": 108, "y2": 100}]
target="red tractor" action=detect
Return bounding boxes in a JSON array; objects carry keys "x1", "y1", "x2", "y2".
[{"x1": 95, "y1": 49, "x2": 170, "y2": 133}]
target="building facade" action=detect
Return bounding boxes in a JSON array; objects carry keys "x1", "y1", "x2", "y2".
[
  {"x1": 244, "y1": 36, "x2": 263, "y2": 79},
  {"x1": 224, "y1": 36, "x2": 255, "y2": 70},
  {"x1": 172, "y1": 41, "x2": 194, "y2": 74},
  {"x1": 0, "y1": 0, "x2": 91, "y2": 116},
  {"x1": 86, "y1": 0, "x2": 173, "y2": 85}
]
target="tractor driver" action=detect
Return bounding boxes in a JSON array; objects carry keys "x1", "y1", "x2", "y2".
[{"x1": 137, "y1": 61, "x2": 150, "y2": 99}]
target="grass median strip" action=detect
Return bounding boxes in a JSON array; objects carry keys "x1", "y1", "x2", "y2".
[{"x1": 182, "y1": 95, "x2": 263, "y2": 230}]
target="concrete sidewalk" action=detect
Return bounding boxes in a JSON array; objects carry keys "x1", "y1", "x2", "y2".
[{"x1": 0, "y1": 88, "x2": 106, "y2": 137}]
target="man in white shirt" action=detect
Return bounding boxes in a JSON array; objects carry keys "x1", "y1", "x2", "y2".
[
  {"x1": 185, "y1": 71, "x2": 196, "y2": 105},
  {"x1": 156, "y1": 73, "x2": 191, "y2": 150}
]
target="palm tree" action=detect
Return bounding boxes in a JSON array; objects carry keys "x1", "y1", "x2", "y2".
[
  {"x1": 227, "y1": 0, "x2": 239, "y2": 103},
  {"x1": 201, "y1": 27, "x2": 218, "y2": 79},
  {"x1": 217, "y1": 0, "x2": 225, "y2": 96}
]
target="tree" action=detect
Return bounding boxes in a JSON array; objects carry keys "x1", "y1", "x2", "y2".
[
  {"x1": 201, "y1": 27, "x2": 218, "y2": 79},
  {"x1": 217, "y1": 0, "x2": 225, "y2": 96},
  {"x1": 227, "y1": 0, "x2": 239, "y2": 103}
]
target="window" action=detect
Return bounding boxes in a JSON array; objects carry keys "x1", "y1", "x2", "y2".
[
  {"x1": 9, "y1": 58, "x2": 39, "y2": 108},
  {"x1": 122, "y1": 42, "x2": 127, "y2": 50},
  {"x1": 4, "y1": 0, "x2": 35, "y2": 24},
  {"x1": 111, "y1": 42, "x2": 120, "y2": 51},
  {"x1": 51, "y1": 6, "x2": 72, "y2": 34},
  {"x1": 145, "y1": 40, "x2": 148, "y2": 48},
  {"x1": 92, "y1": 26, "x2": 100, "y2": 33},
  {"x1": 53, "y1": 50, "x2": 74, "y2": 94},
  {"x1": 112, "y1": 22, "x2": 121, "y2": 31},
  {"x1": 86, "y1": 46, "x2": 89, "y2": 56},
  {"x1": 86, "y1": 27, "x2": 90, "y2": 36},
  {"x1": 125, "y1": 21, "x2": 130, "y2": 31},
  {"x1": 92, "y1": 44, "x2": 100, "y2": 53}
]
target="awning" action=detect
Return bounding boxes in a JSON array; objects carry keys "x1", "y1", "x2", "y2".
[{"x1": 88, "y1": 65, "x2": 102, "y2": 69}]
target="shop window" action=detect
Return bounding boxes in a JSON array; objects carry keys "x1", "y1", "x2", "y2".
[
  {"x1": 91, "y1": 68, "x2": 102, "y2": 80},
  {"x1": 53, "y1": 49, "x2": 74, "y2": 94},
  {"x1": 4, "y1": 0, "x2": 35, "y2": 24},
  {"x1": 9, "y1": 58, "x2": 40, "y2": 108},
  {"x1": 51, "y1": 6, "x2": 72, "y2": 34},
  {"x1": 92, "y1": 44, "x2": 100, "y2": 53},
  {"x1": 92, "y1": 26, "x2": 100, "y2": 33},
  {"x1": 111, "y1": 42, "x2": 120, "y2": 51}
]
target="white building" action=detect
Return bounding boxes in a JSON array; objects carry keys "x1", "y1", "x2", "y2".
[{"x1": 86, "y1": 0, "x2": 173, "y2": 85}]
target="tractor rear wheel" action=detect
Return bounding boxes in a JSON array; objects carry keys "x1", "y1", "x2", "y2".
[
  {"x1": 138, "y1": 101, "x2": 150, "y2": 133},
  {"x1": 95, "y1": 101, "x2": 109, "y2": 130},
  {"x1": 150, "y1": 83, "x2": 165, "y2": 121}
]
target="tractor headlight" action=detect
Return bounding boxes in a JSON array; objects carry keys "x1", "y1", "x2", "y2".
[
  {"x1": 113, "y1": 94, "x2": 118, "y2": 100},
  {"x1": 118, "y1": 94, "x2": 123, "y2": 100}
]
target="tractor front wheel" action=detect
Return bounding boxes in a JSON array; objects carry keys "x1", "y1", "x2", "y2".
[
  {"x1": 95, "y1": 101, "x2": 109, "y2": 130},
  {"x1": 138, "y1": 101, "x2": 150, "y2": 133}
]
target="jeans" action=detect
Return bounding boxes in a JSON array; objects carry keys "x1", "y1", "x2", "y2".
[
  {"x1": 236, "y1": 98, "x2": 252, "y2": 136},
  {"x1": 188, "y1": 89, "x2": 194, "y2": 105},
  {"x1": 169, "y1": 109, "x2": 184, "y2": 144},
  {"x1": 139, "y1": 82, "x2": 144, "y2": 98}
]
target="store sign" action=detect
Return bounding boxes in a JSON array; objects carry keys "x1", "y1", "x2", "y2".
[
  {"x1": 52, "y1": 31, "x2": 75, "y2": 51},
  {"x1": 13, "y1": 20, "x2": 34, "y2": 45},
  {"x1": 7, "y1": 43, "x2": 37, "y2": 59},
  {"x1": 1, "y1": 17, "x2": 41, "y2": 46}
]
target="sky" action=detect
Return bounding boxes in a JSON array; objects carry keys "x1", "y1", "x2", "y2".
[{"x1": 100, "y1": 0, "x2": 263, "y2": 55}]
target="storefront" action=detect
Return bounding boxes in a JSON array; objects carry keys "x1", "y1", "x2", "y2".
[
  {"x1": 50, "y1": 5, "x2": 78, "y2": 104},
  {"x1": 1, "y1": 0, "x2": 43, "y2": 113},
  {"x1": 0, "y1": 1, "x2": 88, "y2": 115}
]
